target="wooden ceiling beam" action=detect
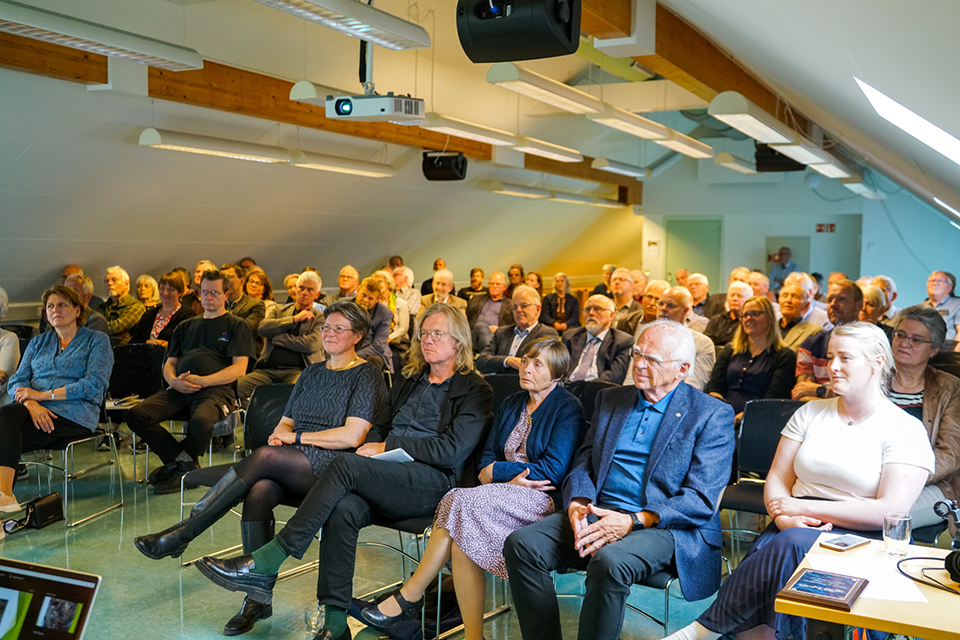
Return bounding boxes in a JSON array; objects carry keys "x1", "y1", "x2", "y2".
[
  {"x1": 524, "y1": 154, "x2": 643, "y2": 205},
  {"x1": 0, "y1": 32, "x2": 107, "y2": 84},
  {"x1": 581, "y1": 0, "x2": 633, "y2": 40}
]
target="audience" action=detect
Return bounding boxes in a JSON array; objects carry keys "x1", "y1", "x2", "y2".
[
  {"x1": 629, "y1": 270, "x2": 649, "y2": 305},
  {"x1": 97, "y1": 265, "x2": 146, "y2": 344},
  {"x1": 768, "y1": 245, "x2": 797, "y2": 292},
  {"x1": 871, "y1": 274, "x2": 900, "y2": 326},
  {"x1": 505, "y1": 263, "x2": 525, "y2": 298},
  {"x1": 476, "y1": 285, "x2": 558, "y2": 374},
  {"x1": 504, "y1": 321, "x2": 734, "y2": 640},
  {"x1": 704, "y1": 281, "x2": 753, "y2": 349},
  {"x1": 236, "y1": 271, "x2": 325, "y2": 408},
  {"x1": 372, "y1": 270, "x2": 409, "y2": 349},
  {"x1": 420, "y1": 258, "x2": 446, "y2": 296},
  {"x1": 706, "y1": 296, "x2": 797, "y2": 421},
  {"x1": 541, "y1": 272, "x2": 580, "y2": 333},
  {"x1": 182, "y1": 260, "x2": 216, "y2": 315},
  {"x1": 674, "y1": 268, "x2": 689, "y2": 289},
  {"x1": 465, "y1": 271, "x2": 513, "y2": 353},
  {"x1": 244, "y1": 270, "x2": 275, "y2": 312},
  {"x1": 887, "y1": 305, "x2": 960, "y2": 527},
  {"x1": 126, "y1": 270, "x2": 255, "y2": 494},
  {"x1": 776, "y1": 283, "x2": 822, "y2": 351},
  {"x1": 859, "y1": 285, "x2": 894, "y2": 340},
  {"x1": 354, "y1": 277, "x2": 394, "y2": 373},
  {"x1": 58, "y1": 274, "x2": 109, "y2": 334},
  {"x1": 747, "y1": 270, "x2": 777, "y2": 305},
  {"x1": 388, "y1": 255, "x2": 403, "y2": 270},
  {"x1": 238, "y1": 257, "x2": 257, "y2": 272},
  {"x1": 609, "y1": 268, "x2": 643, "y2": 336},
  {"x1": 128, "y1": 272, "x2": 195, "y2": 348},
  {"x1": 282, "y1": 273, "x2": 299, "y2": 304},
  {"x1": 135, "y1": 274, "x2": 160, "y2": 308},
  {"x1": 784, "y1": 272, "x2": 830, "y2": 327},
  {"x1": 637, "y1": 280, "x2": 671, "y2": 331},
  {"x1": 590, "y1": 263, "x2": 616, "y2": 298},
  {"x1": 324, "y1": 265, "x2": 360, "y2": 307},
  {"x1": 1, "y1": 286, "x2": 113, "y2": 512},
  {"x1": 221, "y1": 263, "x2": 266, "y2": 354},
  {"x1": 922, "y1": 270, "x2": 960, "y2": 343},
  {"x1": 793, "y1": 279, "x2": 863, "y2": 400},
  {"x1": 562, "y1": 294, "x2": 633, "y2": 384},
  {"x1": 418, "y1": 269, "x2": 467, "y2": 319},
  {"x1": 0, "y1": 287, "x2": 20, "y2": 407},
  {"x1": 524, "y1": 271, "x2": 544, "y2": 299},
  {"x1": 457, "y1": 267, "x2": 487, "y2": 301},
  {"x1": 393, "y1": 265, "x2": 421, "y2": 325},
  {"x1": 62, "y1": 264, "x2": 104, "y2": 309},
  {"x1": 687, "y1": 273, "x2": 722, "y2": 317}
]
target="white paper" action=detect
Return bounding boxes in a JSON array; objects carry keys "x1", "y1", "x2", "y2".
[
  {"x1": 805, "y1": 553, "x2": 928, "y2": 603},
  {"x1": 371, "y1": 448, "x2": 414, "y2": 463}
]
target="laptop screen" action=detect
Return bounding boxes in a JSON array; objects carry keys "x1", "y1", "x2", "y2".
[{"x1": 0, "y1": 557, "x2": 101, "y2": 639}]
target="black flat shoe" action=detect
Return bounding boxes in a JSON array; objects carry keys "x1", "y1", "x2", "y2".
[
  {"x1": 311, "y1": 627, "x2": 351, "y2": 640},
  {"x1": 223, "y1": 596, "x2": 272, "y2": 636},
  {"x1": 147, "y1": 461, "x2": 178, "y2": 485},
  {"x1": 195, "y1": 554, "x2": 277, "y2": 601},
  {"x1": 133, "y1": 524, "x2": 189, "y2": 559},
  {"x1": 153, "y1": 460, "x2": 200, "y2": 495},
  {"x1": 359, "y1": 589, "x2": 424, "y2": 631}
]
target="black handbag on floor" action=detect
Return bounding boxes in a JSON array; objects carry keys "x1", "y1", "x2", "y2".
[{"x1": 3, "y1": 493, "x2": 64, "y2": 533}]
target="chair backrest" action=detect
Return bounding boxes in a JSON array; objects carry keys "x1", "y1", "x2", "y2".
[
  {"x1": 737, "y1": 399, "x2": 805, "y2": 479},
  {"x1": 2, "y1": 323, "x2": 35, "y2": 340},
  {"x1": 484, "y1": 373, "x2": 522, "y2": 411},
  {"x1": 930, "y1": 349, "x2": 960, "y2": 379},
  {"x1": 109, "y1": 343, "x2": 166, "y2": 399},
  {"x1": 566, "y1": 379, "x2": 617, "y2": 424},
  {"x1": 18, "y1": 336, "x2": 31, "y2": 358},
  {"x1": 243, "y1": 383, "x2": 294, "y2": 452}
]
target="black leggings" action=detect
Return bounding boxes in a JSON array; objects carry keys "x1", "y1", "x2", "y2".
[
  {"x1": 0, "y1": 403, "x2": 93, "y2": 469},
  {"x1": 233, "y1": 445, "x2": 318, "y2": 522}
]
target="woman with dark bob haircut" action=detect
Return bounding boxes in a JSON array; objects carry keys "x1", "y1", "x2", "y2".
[
  {"x1": 134, "y1": 300, "x2": 387, "y2": 636},
  {"x1": 888, "y1": 304, "x2": 960, "y2": 526},
  {"x1": 0, "y1": 285, "x2": 113, "y2": 512},
  {"x1": 128, "y1": 271, "x2": 195, "y2": 348},
  {"x1": 361, "y1": 337, "x2": 585, "y2": 640}
]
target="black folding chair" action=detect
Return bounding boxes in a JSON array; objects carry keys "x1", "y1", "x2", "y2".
[
  {"x1": 484, "y1": 373, "x2": 521, "y2": 411},
  {"x1": 565, "y1": 379, "x2": 617, "y2": 424},
  {"x1": 1, "y1": 323, "x2": 35, "y2": 340}
]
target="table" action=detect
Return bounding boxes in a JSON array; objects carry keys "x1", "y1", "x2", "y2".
[{"x1": 775, "y1": 533, "x2": 960, "y2": 640}]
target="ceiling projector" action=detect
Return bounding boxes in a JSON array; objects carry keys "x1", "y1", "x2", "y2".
[{"x1": 324, "y1": 92, "x2": 425, "y2": 123}]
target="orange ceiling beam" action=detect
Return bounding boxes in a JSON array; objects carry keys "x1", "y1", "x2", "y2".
[{"x1": 0, "y1": 32, "x2": 106, "y2": 84}]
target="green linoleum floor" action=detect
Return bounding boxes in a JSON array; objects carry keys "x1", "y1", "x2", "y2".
[{"x1": 1, "y1": 438, "x2": 718, "y2": 640}]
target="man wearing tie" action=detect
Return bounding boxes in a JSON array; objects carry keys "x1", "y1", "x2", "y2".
[
  {"x1": 476, "y1": 285, "x2": 558, "y2": 373},
  {"x1": 562, "y1": 295, "x2": 633, "y2": 384}
]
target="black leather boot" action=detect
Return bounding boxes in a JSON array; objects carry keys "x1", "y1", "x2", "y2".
[
  {"x1": 134, "y1": 469, "x2": 248, "y2": 560},
  {"x1": 223, "y1": 520, "x2": 275, "y2": 636}
]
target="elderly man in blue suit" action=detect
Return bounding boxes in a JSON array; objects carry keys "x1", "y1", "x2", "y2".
[{"x1": 504, "y1": 320, "x2": 735, "y2": 640}]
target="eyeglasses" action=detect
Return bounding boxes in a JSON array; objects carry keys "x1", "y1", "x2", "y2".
[
  {"x1": 631, "y1": 347, "x2": 680, "y2": 367},
  {"x1": 322, "y1": 325, "x2": 353, "y2": 335},
  {"x1": 657, "y1": 301, "x2": 681, "y2": 310},
  {"x1": 892, "y1": 330, "x2": 933, "y2": 346},
  {"x1": 583, "y1": 305, "x2": 611, "y2": 314},
  {"x1": 419, "y1": 329, "x2": 448, "y2": 342},
  {"x1": 513, "y1": 302, "x2": 537, "y2": 311},
  {"x1": 741, "y1": 310, "x2": 765, "y2": 320},
  {"x1": 200, "y1": 289, "x2": 225, "y2": 297}
]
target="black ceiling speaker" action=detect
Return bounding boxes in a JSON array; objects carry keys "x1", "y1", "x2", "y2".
[
  {"x1": 755, "y1": 144, "x2": 807, "y2": 172},
  {"x1": 422, "y1": 152, "x2": 468, "y2": 181},
  {"x1": 457, "y1": 0, "x2": 581, "y2": 63}
]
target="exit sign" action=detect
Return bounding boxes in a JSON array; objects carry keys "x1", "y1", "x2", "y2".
[{"x1": 816, "y1": 223, "x2": 836, "y2": 233}]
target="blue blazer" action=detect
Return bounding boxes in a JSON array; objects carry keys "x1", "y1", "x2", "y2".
[
  {"x1": 480, "y1": 386, "x2": 585, "y2": 506},
  {"x1": 562, "y1": 382, "x2": 734, "y2": 601}
]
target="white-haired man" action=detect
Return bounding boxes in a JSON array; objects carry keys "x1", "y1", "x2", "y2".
[
  {"x1": 63, "y1": 274, "x2": 109, "y2": 334},
  {"x1": 417, "y1": 269, "x2": 467, "y2": 319},
  {"x1": 704, "y1": 281, "x2": 753, "y2": 348},
  {"x1": 776, "y1": 283, "x2": 822, "y2": 351},
  {"x1": 97, "y1": 265, "x2": 145, "y2": 344},
  {"x1": 476, "y1": 285, "x2": 558, "y2": 373},
  {"x1": 783, "y1": 272, "x2": 830, "y2": 328},
  {"x1": 563, "y1": 295, "x2": 633, "y2": 384},
  {"x1": 870, "y1": 274, "x2": 900, "y2": 327},
  {"x1": 236, "y1": 272, "x2": 325, "y2": 408}
]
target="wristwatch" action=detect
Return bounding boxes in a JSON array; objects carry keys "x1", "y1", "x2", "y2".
[
  {"x1": 815, "y1": 384, "x2": 827, "y2": 398},
  {"x1": 630, "y1": 512, "x2": 645, "y2": 532}
]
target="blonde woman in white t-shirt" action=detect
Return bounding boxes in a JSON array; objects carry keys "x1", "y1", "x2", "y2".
[{"x1": 665, "y1": 322, "x2": 935, "y2": 640}]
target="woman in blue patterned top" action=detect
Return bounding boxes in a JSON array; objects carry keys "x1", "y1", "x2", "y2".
[
  {"x1": 1, "y1": 285, "x2": 113, "y2": 513},
  {"x1": 134, "y1": 300, "x2": 387, "y2": 636}
]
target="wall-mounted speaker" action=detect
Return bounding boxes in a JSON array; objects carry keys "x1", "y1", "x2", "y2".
[
  {"x1": 456, "y1": 0, "x2": 580, "y2": 63},
  {"x1": 422, "y1": 152, "x2": 468, "y2": 181},
  {"x1": 755, "y1": 144, "x2": 806, "y2": 172}
]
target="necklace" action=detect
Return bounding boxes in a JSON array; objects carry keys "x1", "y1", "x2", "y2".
[
  {"x1": 326, "y1": 357, "x2": 358, "y2": 371},
  {"x1": 838, "y1": 403, "x2": 876, "y2": 426},
  {"x1": 893, "y1": 372, "x2": 924, "y2": 394}
]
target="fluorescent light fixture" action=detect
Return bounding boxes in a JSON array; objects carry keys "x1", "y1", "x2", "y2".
[
  {"x1": 714, "y1": 152, "x2": 756, "y2": 174},
  {"x1": 934, "y1": 197, "x2": 960, "y2": 222},
  {"x1": 855, "y1": 76, "x2": 960, "y2": 167},
  {"x1": 655, "y1": 131, "x2": 714, "y2": 159},
  {"x1": 770, "y1": 138, "x2": 829, "y2": 165},
  {"x1": 289, "y1": 80, "x2": 328, "y2": 106},
  {"x1": 488, "y1": 181, "x2": 551, "y2": 199},
  {"x1": 808, "y1": 153, "x2": 856, "y2": 179},
  {"x1": 591, "y1": 157, "x2": 649, "y2": 178},
  {"x1": 0, "y1": 0, "x2": 202, "y2": 71},
  {"x1": 587, "y1": 104, "x2": 669, "y2": 140},
  {"x1": 593, "y1": 196, "x2": 625, "y2": 208},
  {"x1": 708, "y1": 91, "x2": 794, "y2": 144},
  {"x1": 250, "y1": 0, "x2": 429, "y2": 50},
  {"x1": 289, "y1": 149, "x2": 395, "y2": 178},
  {"x1": 513, "y1": 136, "x2": 583, "y2": 163},
  {"x1": 139, "y1": 128, "x2": 288, "y2": 163},
  {"x1": 420, "y1": 113, "x2": 518, "y2": 146},
  {"x1": 486, "y1": 62, "x2": 603, "y2": 115},
  {"x1": 550, "y1": 192, "x2": 597, "y2": 205},
  {"x1": 841, "y1": 175, "x2": 884, "y2": 200}
]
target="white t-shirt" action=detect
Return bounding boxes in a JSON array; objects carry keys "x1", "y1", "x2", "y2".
[{"x1": 782, "y1": 398, "x2": 934, "y2": 502}]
